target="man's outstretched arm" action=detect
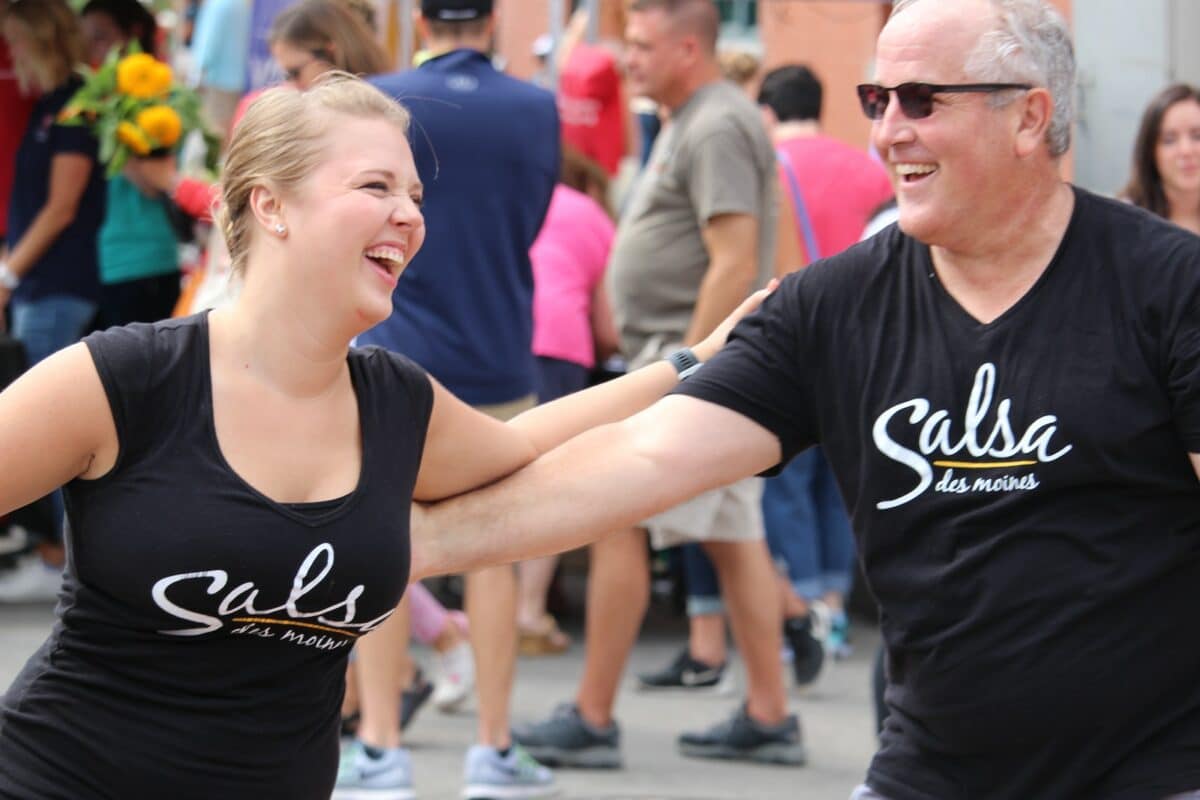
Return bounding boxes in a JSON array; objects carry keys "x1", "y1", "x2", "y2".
[{"x1": 411, "y1": 394, "x2": 782, "y2": 580}]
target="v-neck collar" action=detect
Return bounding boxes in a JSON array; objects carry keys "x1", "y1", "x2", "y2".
[{"x1": 919, "y1": 185, "x2": 1083, "y2": 333}]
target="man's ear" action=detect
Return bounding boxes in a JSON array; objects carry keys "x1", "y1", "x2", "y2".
[
  {"x1": 679, "y1": 34, "x2": 701, "y2": 71},
  {"x1": 1014, "y1": 87, "x2": 1053, "y2": 158},
  {"x1": 414, "y1": 10, "x2": 429, "y2": 48}
]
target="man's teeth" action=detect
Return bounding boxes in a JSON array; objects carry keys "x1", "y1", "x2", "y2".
[
  {"x1": 365, "y1": 246, "x2": 405, "y2": 268},
  {"x1": 895, "y1": 163, "x2": 937, "y2": 177}
]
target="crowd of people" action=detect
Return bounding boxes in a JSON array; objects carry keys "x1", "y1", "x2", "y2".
[{"x1": 2, "y1": 0, "x2": 1200, "y2": 799}]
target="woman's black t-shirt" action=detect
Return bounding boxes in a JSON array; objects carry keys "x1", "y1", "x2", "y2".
[
  {"x1": 676, "y1": 188, "x2": 1200, "y2": 799},
  {"x1": 0, "y1": 313, "x2": 433, "y2": 799},
  {"x1": 7, "y1": 76, "x2": 105, "y2": 304}
]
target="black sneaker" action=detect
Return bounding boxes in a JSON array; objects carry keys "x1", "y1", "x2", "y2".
[
  {"x1": 339, "y1": 667, "x2": 433, "y2": 738},
  {"x1": 677, "y1": 704, "x2": 806, "y2": 765},
  {"x1": 635, "y1": 647, "x2": 727, "y2": 691},
  {"x1": 784, "y1": 614, "x2": 826, "y2": 687},
  {"x1": 400, "y1": 667, "x2": 433, "y2": 731},
  {"x1": 512, "y1": 702, "x2": 622, "y2": 768}
]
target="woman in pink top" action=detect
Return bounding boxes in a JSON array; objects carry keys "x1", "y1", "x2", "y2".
[{"x1": 518, "y1": 146, "x2": 619, "y2": 654}]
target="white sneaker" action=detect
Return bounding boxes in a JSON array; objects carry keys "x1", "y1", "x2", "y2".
[
  {"x1": 0, "y1": 555, "x2": 62, "y2": 603},
  {"x1": 0, "y1": 524, "x2": 28, "y2": 557},
  {"x1": 432, "y1": 640, "x2": 474, "y2": 712}
]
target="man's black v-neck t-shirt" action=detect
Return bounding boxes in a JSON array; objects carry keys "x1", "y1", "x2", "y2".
[
  {"x1": 677, "y1": 187, "x2": 1200, "y2": 799},
  {"x1": 0, "y1": 314, "x2": 433, "y2": 799}
]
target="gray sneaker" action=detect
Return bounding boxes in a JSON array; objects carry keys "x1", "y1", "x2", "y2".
[
  {"x1": 511, "y1": 703, "x2": 622, "y2": 769},
  {"x1": 677, "y1": 705, "x2": 806, "y2": 766},
  {"x1": 462, "y1": 743, "x2": 558, "y2": 799}
]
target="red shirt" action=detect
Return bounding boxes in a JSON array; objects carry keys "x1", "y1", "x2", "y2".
[
  {"x1": 0, "y1": 39, "x2": 36, "y2": 238},
  {"x1": 776, "y1": 134, "x2": 894, "y2": 260}
]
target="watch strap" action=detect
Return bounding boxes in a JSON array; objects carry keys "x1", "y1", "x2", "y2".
[{"x1": 666, "y1": 347, "x2": 703, "y2": 380}]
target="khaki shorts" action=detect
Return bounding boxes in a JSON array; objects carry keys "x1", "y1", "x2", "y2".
[
  {"x1": 643, "y1": 477, "x2": 764, "y2": 550},
  {"x1": 476, "y1": 394, "x2": 536, "y2": 422}
]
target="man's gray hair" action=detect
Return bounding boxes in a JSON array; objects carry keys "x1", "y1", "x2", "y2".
[{"x1": 892, "y1": 0, "x2": 1075, "y2": 157}]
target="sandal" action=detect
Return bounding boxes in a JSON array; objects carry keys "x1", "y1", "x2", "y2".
[{"x1": 518, "y1": 613, "x2": 571, "y2": 656}]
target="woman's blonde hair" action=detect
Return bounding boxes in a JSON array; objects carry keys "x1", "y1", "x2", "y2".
[
  {"x1": 718, "y1": 49, "x2": 761, "y2": 92},
  {"x1": 4, "y1": 0, "x2": 85, "y2": 94},
  {"x1": 214, "y1": 73, "x2": 411, "y2": 277},
  {"x1": 269, "y1": 0, "x2": 390, "y2": 78}
]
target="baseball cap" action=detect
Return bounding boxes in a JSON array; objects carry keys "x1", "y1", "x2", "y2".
[{"x1": 420, "y1": 0, "x2": 494, "y2": 21}]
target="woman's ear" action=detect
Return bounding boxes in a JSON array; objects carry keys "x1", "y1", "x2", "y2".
[{"x1": 249, "y1": 184, "x2": 287, "y2": 236}]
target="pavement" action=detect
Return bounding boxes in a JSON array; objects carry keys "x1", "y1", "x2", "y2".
[{"x1": 0, "y1": 600, "x2": 879, "y2": 800}]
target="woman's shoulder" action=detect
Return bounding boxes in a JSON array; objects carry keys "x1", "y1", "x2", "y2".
[
  {"x1": 84, "y1": 314, "x2": 204, "y2": 360},
  {"x1": 82, "y1": 314, "x2": 207, "y2": 395}
]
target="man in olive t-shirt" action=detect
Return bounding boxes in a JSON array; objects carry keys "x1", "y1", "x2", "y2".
[{"x1": 514, "y1": 0, "x2": 800, "y2": 768}]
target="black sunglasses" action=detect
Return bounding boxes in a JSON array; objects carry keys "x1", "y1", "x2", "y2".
[{"x1": 856, "y1": 82, "x2": 1033, "y2": 120}]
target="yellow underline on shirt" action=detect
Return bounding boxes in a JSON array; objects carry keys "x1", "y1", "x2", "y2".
[
  {"x1": 932, "y1": 460, "x2": 1038, "y2": 469},
  {"x1": 232, "y1": 617, "x2": 357, "y2": 636}
]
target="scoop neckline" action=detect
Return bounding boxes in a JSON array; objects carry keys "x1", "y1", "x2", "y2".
[{"x1": 199, "y1": 312, "x2": 367, "y2": 528}]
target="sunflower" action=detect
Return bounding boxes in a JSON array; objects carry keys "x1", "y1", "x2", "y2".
[
  {"x1": 136, "y1": 105, "x2": 183, "y2": 148},
  {"x1": 116, "y1": 121, "x2": 152, "y2": 156},
  {"x1": 116, "y1": 53, "x2": 173, "y2": 99}
]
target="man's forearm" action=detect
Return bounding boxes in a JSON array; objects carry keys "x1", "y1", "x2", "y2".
[
  {"x1": 412, "y1": 420, "x2": 678, "y2": 580},
  {"x1": 411, "y1": 397, "x2": 779, "y2": 580}
]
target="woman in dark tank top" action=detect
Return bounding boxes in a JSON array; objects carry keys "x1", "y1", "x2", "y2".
[{"x1": 0, "y1": 73, "x2": 765, "y2": 799}]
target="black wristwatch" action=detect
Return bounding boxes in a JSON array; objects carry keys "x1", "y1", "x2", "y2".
[{"x1": 666, "y1": 347, "x2": 703, "y2": 380}]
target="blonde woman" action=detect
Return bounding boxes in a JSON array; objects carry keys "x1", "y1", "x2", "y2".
[{"x1": 0, "y1": 74, "x2": 765, "y2": 799}]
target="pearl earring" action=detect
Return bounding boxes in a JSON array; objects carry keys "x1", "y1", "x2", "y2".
[{"x1": 274, "y1": 223, "x2": 287, "y2": 235}]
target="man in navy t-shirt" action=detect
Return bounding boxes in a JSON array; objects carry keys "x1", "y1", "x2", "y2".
[{"x1": 345, "y1": 1, "x2": 559, "y2": 798}]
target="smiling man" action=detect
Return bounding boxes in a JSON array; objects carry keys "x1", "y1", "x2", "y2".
[{"x1": 422, "y1": 0, "x2": 1200, "y2": 798}]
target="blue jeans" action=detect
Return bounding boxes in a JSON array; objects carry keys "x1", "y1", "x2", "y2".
[
  {"x1": 10, "y1": 295, "x2": 97, "y2": 543},
  {"x1": 762, "y1": 447, "x2": 856, "y2": 601},
  {"x1": 11, "y1": 295, "x2": 97, "y2": 366},
  {"x1": 683, "y1": 447, "x2": 856, "y2": 616}
]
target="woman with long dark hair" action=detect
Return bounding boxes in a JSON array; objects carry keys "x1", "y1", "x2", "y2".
[{"x1": 1122, "y1": 83, "x2": 1200, "y2": 235}]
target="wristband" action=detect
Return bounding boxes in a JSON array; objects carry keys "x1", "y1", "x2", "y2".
[
  {"x1": 0, "y1": 263, "x2": 19, "y2": 291},
  {"x1": 665, "y1": 347, "x2": 703, "y2": 380}
]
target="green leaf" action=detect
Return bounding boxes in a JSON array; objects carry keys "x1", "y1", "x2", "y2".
[
  {"x1": 98, "y1": 128, "x2": 116, "y2": 164},
  {"x1": 107, "y1": 148, "x2": 130, "y2": 180}
]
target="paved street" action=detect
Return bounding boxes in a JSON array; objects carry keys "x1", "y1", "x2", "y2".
[{"x1": 0, "y1": 601, "x2": 879, "y2": 799}]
